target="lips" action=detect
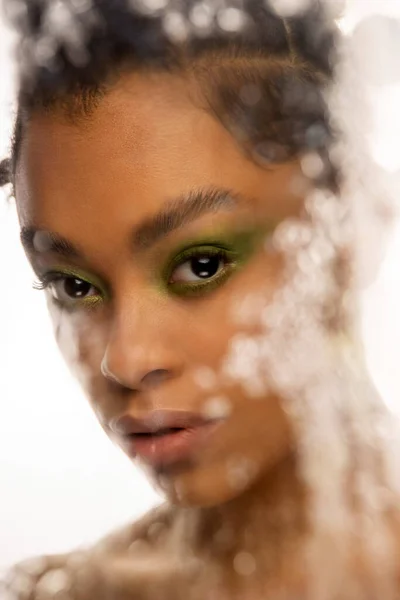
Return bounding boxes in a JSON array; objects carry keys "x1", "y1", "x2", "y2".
[{"x1": 112, "y1": 410, "x2": 223, "y2": 468}]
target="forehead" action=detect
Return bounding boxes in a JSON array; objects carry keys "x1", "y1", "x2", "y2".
[{"x1": 15, "y1": 72, "x2": 306, "y2": 238}]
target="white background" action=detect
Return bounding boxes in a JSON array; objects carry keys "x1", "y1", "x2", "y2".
[
  {"x1": 0, "y1": 18, "x2": 159, "y2": 568},
  {"x1": 1, "y1": 0, "x2": 400, "y2": 569}
]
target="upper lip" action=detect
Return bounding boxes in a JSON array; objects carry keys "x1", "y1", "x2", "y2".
[{"x1": 111, "y1": 410, "x2": 212, "y2": 436}]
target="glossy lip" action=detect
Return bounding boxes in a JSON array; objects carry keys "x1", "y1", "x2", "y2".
[{"x1": 112, "y1": 410, "x2": 224, "y2": 469}]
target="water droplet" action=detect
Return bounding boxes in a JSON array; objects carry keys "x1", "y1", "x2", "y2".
[
  {"x1": 190, "y1": 2, "x2": 214, "y2": 30},
  {"x1": 239, "y1": 84, "x2": 262, "y2": 107},
  {"x1": 66, "y1": 552, "x2": 87, "y2": 569},
  {"x1": 213, "y1": 525, "x2": 234, "y2": 548},
  {"x1": 18, "y1": 557, "x2": 48, "y2": 577},
  {"x1": 8, "y1": 572, "x2": 32, "y2": 597},
  {"x1": 193, "y1": 367, "x2": 217, "y2": 391},
  {"x1": 34, "y1": 36, "x2": 57, "y2": 67},
  {"x1": 145, "y1": 0, "x2": 169, "y2": 12},
  {"x1": 253, "y1": 141, "x2": 290, "y2": 165},
  {"x1": 70, "y1": 0, "x2": 93, "y2": 12},
  {"x1": 128, "y1": 539, "x2": 149, "y2": 554},
  {"x1": 147, "y1": 520, "x2": 165, "y2": 540},
  {"x1": 163, "y1": 11, "x2": 188, "y2": 42},
  {"x1": 202, "y1": 396, "x2": 232, "y2": 420},
  {"x1": 6, "y1": 0, "x2": 28, "y2": 22},
  {"x1": 37, "y1": 569, "x2": 70, "y2": 596},
  {"x1": 233, "y1": 551, "x2": 256, "y2": 576},
  {"x1": 129, "y1": 0, "x2": 168, "y2": 13},
  {"x1": 226, "y1": 457, "x2": 255, "y2": 490},
  {"x1": 0, "y1": 584, "x2": 18, "y2": 600},
  {"x1": 301, "y1": 153, "x2": 325, "y2": 180},
  {"x1": 217, "y1": 8, "x2": 245, "y2": 33},
  {"x1": 306, "y1": 123, "x2": 329, "y2": 149},
  {"x1": 268, "y1": 0, "x2": 312, "y2": 17}
]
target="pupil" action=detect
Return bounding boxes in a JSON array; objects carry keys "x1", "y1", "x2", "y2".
[
  {"x1": 64, "y1": 278, "x2": 91, "y2": 298},
  {"x1": 191, "y1": 256, "x2": 220, "y2": 279}
]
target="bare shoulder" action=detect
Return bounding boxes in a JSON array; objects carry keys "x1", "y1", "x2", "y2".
[
  {"x1": 1, "y1": 504, "x2": 198, "y2": 600},
  {"x1": 93, "y1": 502, "x2": 175, "y2": 555}
]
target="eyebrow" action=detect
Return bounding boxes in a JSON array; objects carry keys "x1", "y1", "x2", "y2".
[
  {"x1": 20, "y1": 228, "x2": 81, "y2": 258},
  {"x1": 20, "y1": 187, "x2": 238, "y2": 259},
  {"x1": 133, "y1": 187, "x2": 236, "y2": 250}
]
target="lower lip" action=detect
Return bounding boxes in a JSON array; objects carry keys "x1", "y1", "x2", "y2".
[{"x1": 124, "y1": 422, "x2": 221, "y2": 468}]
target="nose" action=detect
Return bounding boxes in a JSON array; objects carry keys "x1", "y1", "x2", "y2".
[{"x1": 100, "y1": 303, "x2": 183, "y2": 393}]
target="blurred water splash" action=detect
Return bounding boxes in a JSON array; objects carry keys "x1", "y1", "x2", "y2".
[{"x1": 224, "y1": 5, "x2": 400, "y2": 596}]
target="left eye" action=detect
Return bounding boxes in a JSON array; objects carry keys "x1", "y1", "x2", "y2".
[{"x1": 170, "y1": 253, "x2": 228, "y2": 284}]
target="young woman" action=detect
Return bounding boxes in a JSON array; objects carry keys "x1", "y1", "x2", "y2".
[{"x1": 2, "y1": 1, "x2": 399, "y2": 599}]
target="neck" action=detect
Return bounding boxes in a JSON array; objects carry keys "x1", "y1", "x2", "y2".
[{"x1": 177, "y1": 453, "x2": 308, "y2": 590}]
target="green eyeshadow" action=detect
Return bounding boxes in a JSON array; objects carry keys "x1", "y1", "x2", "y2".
[{"x1": 159, "y1": 224, "x2": 273, "y2": 298}]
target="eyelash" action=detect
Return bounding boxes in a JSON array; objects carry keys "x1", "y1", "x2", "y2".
[
  {"x1": 33, "y1": 274, "x2": 62, "y2": 291},
  {"x1": 33, "y1": 272, "x2": 104, "y2": 309},
  {"x1": 33, "y1": 245, "x2": 238, "y2": 308},
  {"x1": 33, "y1": 273, "x2": 84, "y2": 291}
]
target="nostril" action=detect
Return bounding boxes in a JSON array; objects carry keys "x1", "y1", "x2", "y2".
[{"x1": 141, "y1": 368, "x2": 171, "y2": 388}]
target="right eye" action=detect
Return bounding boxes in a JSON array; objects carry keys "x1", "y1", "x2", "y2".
[{"x1": 34, "y1": 273, "x2": 103, "y2": 309}]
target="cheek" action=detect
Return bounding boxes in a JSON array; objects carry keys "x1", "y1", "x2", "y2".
[
  {"x1": 48, "y1": 300, "x2": 107, "y2": 397},
  {"x1": 190, "y1": 252, "x2": 284, "y2": 377},
  {"x1": 212, "y1": 380, "x2": 292, "y2": 458},
  {"x1": 180, "y1": 255, "x2": 286, "y2": 443}
]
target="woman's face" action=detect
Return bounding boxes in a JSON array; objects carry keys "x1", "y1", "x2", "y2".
[{"x1": 15, "y1": 72, "x2": 309, "y2": 506}]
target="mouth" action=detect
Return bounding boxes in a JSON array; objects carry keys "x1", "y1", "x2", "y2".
[{"x1": 113, "y1": 411, "x2": 223, "y2": 468}]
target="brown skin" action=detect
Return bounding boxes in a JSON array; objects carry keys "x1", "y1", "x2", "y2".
[{"x1": 7, "y1": 72, "x2": 337, "y2": 598}]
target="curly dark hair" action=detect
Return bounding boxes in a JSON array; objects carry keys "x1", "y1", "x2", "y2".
[{"x1": 0, "y1": 0, "x2": 339, "y2": 190}]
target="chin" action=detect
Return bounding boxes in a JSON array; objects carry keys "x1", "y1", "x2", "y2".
[{"x1": 153, "y1": 460, "x2": 260, "y2": 508}]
